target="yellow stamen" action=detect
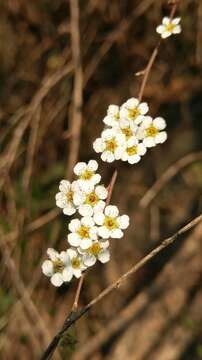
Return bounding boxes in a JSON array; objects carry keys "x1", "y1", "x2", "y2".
[
  {"x1": 66, "y1": 191, "x2": 73, "y2": 202},
  {"x1": 166, "y1": 23, "x2": 175, "y2": 32},
  {"x1": 105, "y1": 138, "x2": 117, "y2": 152},
  {"x1": 146, "y1": 126, "x2": 158, "y2": 137},
  {"x1": 85, "y1": 191, "x2": 98, "y2": 206},
  {"x1": 53, "y1": 259, "x2": 64, "y2": 273},
  {"x1": 88, "y1": 242, "x2": 101, "y2": 256},
  {"x1": 121, "y1": 127, "x2": 133, "y2": 139},
  {"x1": 77, "y1": 225, "x2": 90, "y2": 239},
  {"x1": 71, "y1": 257, "x2": 81, "y2": 269},
  {"x1": 128, "y1": 107, "x2": 140, "y2": 120},
  {"x1": 127, "y1": 145, "x2": 137, "y2": 156},
  {"x1": 104, "y1": 216, "x2": 118, "y2": 230},
  {"x1": 80, "y1": 169, "x2": 93, "y2": 180}
]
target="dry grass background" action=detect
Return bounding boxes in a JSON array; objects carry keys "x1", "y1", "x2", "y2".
[{"x1": 0, "y1": 0, "x2": 202, "y2": 359}]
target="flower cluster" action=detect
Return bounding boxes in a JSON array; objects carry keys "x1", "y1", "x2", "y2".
[
  {"x1": 42, "y1": 160, "x2": 129, "y2": 286},
  {"x1": 156, "y1": 17, "x2": 181, "y2": 39},
  {"x1": 93, "y1": 98, "x2": 167, "y2": 163}
]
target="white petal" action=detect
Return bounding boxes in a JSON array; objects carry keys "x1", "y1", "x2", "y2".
[
  {"x1": 139, "y1": 102, "x2": 149, "y2": 115},
  {"x1": 143, "y1": 137, "x2": 156, "y2": 148},
  {"x1": 141, "y1": 116, "x2": 153, "y2": 128},
  {"x1": 73, "y1": 269, "x2": 82, "y2": 278},
  {"x1": 93, "y1": 201, "x2": 105, "y2": 214},
  {"x1": 80, "y1": 239, "x2": 93, "y2": 249},
  {"x1": 98, "y1": 226, "x2": 110, "y2": 239},
  {"x1": 93, "y1": 138, "x2": 105, "y2": 153},
  {"x1": 155, "y1": 131, "x2": 167, "y2": 144},
  {"x1": 156, "y1": 25, "x2": 165, "y2": 34},
  {"x1": 88, "y1": 159, "x2": 98, "y2": 171},
  {"x1": 172, "y1": 25, "x2": 181, "y2": 34},
  {"x1": 128, "y1": 154, "x2": 141, "y2": 164},
  {"x1": 67, "y1": 248, "x2": 77, "y2": 259},
  {"x1": 126, "y1": 98, "x2": 139, "y2": 108},
  {"x1": 105, "y1": 205, "x2": 119, "y2": 217},
  {"x1": 172, "y1": 17, "x2": 181, "y2": 25},
  {"x1": 89, "y1": 226, "x2": 98, "y2": 239},
  {"x1": 95, "y1": 185, "x2": 108, "y2": 199},
  {"x1": 101, "y1": 151, "x2": 115, "y2": 163},
  {"x1": 98, "y1": 249, "x2": 110, "y2": 263},
  {"x1": 51, "y1": 273, "x2": 63, "y2": 287},
  {"x1": 117, "y1": 214, "x2": 130, "y2": 229},
  {"x1": 137, "y1": 143, "x2": 147, "y2": 156},
  {"x1": 63, "y1": 205, "x2": 76, "y2": 216},
  {"x1": 42, "y1": 260, "x2": 53, "y2": 276},
  {"x1": 73, "y1": 162, "x2": 87, "y2": 175},
  {"x1": 110, "y1": 228, "x2": 123, "y2": 238},
  {"x1": 162, "y1": 17, "x2": 170, "y2": 25},
  {"x1": 94, "y1": 212, "x2": 105, "y2": 225},
  {"x1": 83, "y1": 254, "x2": 96, "y2": 267},
  {"x1": 161, "y1": 31, "x2": 171, "y2": 39},
  {"x1": 92, "y1": 174, "x2": 101, "y2": 185},
  {"x1": 81, "y1": 216, "x2": 95, "y2": 227},
  {"x1": 153, "y1": 117, "x2": 166, "y2": 130},
  {"x1": 73, "y1": 192, "x2": 85, "y2": 206},
  {"x1": 68, "y1": 233, "x2": 81, "y2": 247},
  {"x1": 60, "y1": 251, "x2": 70, "y2": 265},
  {"x1": 114, "y1": 146, "x2": 125, "y2": 160},
  {"x1": 62, "y1": 268, "x2": 73, "y2": 282},
  {"x1": 59, "y1": 180, "x2": 71, "y2": 193},
  {"x1": 78, "y1": 204, "x2": 94, "y2": 217},
  {"x1": 69, "y1": 219, "x2": 81, "y2": 232},
  {"x1": 108, "y1": 104, "x2": 119, "y2": 115},
  {"x1": 47, "y1": 248, "x2": 58, "y2": 261}
]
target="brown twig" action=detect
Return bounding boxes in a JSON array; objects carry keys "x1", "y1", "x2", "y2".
[
  {"x1": 66, "y1": 0, "x2": 83, "y2": 179},
  {"x1": 72, "y1": 274, "x2": 85, "y2": 311},
  {"x1": 40, "y1": 214, "x2": 202, "y2": 360},
  {"x1": 139, "y1": 151, "x2": 202, "y2": 209}
]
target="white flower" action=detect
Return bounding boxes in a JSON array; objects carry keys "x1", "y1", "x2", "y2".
[
  {"x1": 67, "y1": 216, "x2": 98, "y2": 249},
  {"x1": 73, "y1": 160, "x2": 101, "y2": 190},
  {"x1": 94, "y1": 205, "x2": 130, "y2": 239},
  {"x1": 55, "y1": 180, "x2": 84, "y2": 216},
  {"x1": 93, "y1": 128, "x2": 126, "y2": 163},
  {"x1": 103, "y1": 104, "x2": 120, "y2": 127},
  {"x1": 78, "y1": 240, "x2": 110, "y2": 267},
  {"x1": 42, "y1": 248, "x2": 73, "y2": 287},
  {"x1": 117, "y1": 118, "x2": 138, "y2": 140},
  {"x1": 66, "y1": 248, "x2": 86, "y2": 278},
  {"x1": 78, "y1": 184, "x2": 108, "y2": 216},
  {"x1": 120, "y1": 97, "x2": 149, "y2": 124},
  {"x1": 121, "y1": 136, "x2": 146, "y2": 164},
  {"x1": 156, "y1": 17, "x2": 181, "y2": 39},
  {"x1": 138, "y1": 116, "x2": 167, "y2": 148}
]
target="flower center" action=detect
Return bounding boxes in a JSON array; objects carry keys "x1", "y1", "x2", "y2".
[
  {"x1": 105, "y1": 138, "x2": 117, "y2": 152},
  {"x1": 166, "y1": 23, "x2": 175, "y2": 32},
  {"x1": 53, "y1": 259, "x2": 64, "y2": 273},
  {"x1": 66, "y1": 190, "x2": 73, "y2": 202},
  {"x1": 114, "y1": 112, "x2": 120, "y2": 120},
  {"x1": 128, "y1": 107, "x2": 140, "y2": 120},
  {"x1": 71, "y1": 257, "x2": 81, "y2": 269},
  {"x1": 121, "y1": 127, "x2": 133, "y2": 139},
  {"x1": 127, "y1": 145, "x2": 137, "y2": 156},
  {"x1": 85, "y1": 191, "x2": 98, "y2": 206},
  {"x1": 80, "y1": 169, "x2": 93, "y2": 180},
  {"x1": 104, "y1": 216, "x2": 118, "y2": 230},
  {"x1": 77, "y1": 225, "x2": 90, "y2": 239},
  {"x1": 146, "y1": 126, "x2": 158, "y2": 137},
  {"x1": 88, "y1": 242, "x2": 101, "y2": 256}
]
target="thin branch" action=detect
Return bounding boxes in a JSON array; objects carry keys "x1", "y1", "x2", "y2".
[
  {"x1": 72, "y1": 274, "x2": 85, "y2": 311},
  {"x1": 40, "y1": 214, "x2": 202, "y2": 360},
  {"x1": 66, "y1": 0, "x2": 83, "y2": 179}
]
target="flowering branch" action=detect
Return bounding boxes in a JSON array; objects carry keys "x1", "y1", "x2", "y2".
[{"x1": 41, "y1": 213, "x2": 202, "y2": 360}]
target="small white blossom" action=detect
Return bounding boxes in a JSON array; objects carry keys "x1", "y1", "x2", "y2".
[
  {"x1": 103, "y1": 104, "x2": 120, "y2": 127},
  {"x1": 138, "y1": 116, "x2": 167, "y2": 148},
  {"x1": 78, "y1": 184, "x2": 108, "y2": 216},
  {"x1": 93, "y1": 128, "x2": 126, "y2": 163},
  {"x1": 120, "y1": 97, "x2": 149, "y2": 125},
  {"x1": 67, "y1": 216, "x2": 98, "y2": 249},
  {"x1": 73, "y1": 160, "x2": 101, "y2": 190},
  {"x1": 66, "y1": 248, "x2": 86, "y2": 278},
  {"x1": 94, "y1": 205, "x2": 129, "y2": 239},
  {"x1": 156, "y1": 17, "x2": 181, "y2": 39},
  {"x1": 121, "y1": 137, "x2": 147, "y2": 164},
  {"x1": 55, "y1": 180, "x2": 84, "y2": 216},
  {"x1": 117, "y1": 118, "x2": 138, "y2": 140},
  {"x1": 78, "y1": 240, "x2": 110, "y2": 267},
  {"x1": 42, "y1": 248, "x2": 73, "y2": 287}
]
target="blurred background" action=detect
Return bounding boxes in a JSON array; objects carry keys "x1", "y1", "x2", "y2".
[{"x1": 0, "y1": 0, "x2": 202, "y2": 359}]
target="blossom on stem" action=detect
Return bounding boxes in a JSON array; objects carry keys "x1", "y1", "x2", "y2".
[
  {"x1": 78, "y1": 240, "x2": 110, "y2": 267},
  {"x1": 93, "y1": 128, "x2": 126, "y2": 163},
  {"x1": 67, "y1": 216, "x2": 98, "y2": 249},
  {"x1": 156, "y1": 17, "x2": 181, "y2": 39},
  {"x1": 138, "y1": 116, "x2": 167, "y2": 148},
  {"x1": 120, "y1": 97, "x2": 149, "y2": 125},
  {"x1": 55, "y1": 180, "x2": 84, "y2": 216},
  {"x1": 78, "y1": 184, "x2": 108, "y2": 216},
  {"x1": 42, "y1": 248, "x2": 73, "y2": 287},
  {"x1": 94, "y1": 205, "x2": 129, "y2": 239},
  {"x1": 66, "y1": 248, "x2": 86, "y2": 278},
  {"x1": 121, "y1": 136, "x2": 146, "y2": 164},
  {"x1": 73, "y1": 160, "x2": 101, "y2": 190},
  {"x1": 103, "y1": 105, "x2": 120, "y2": 127}
]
